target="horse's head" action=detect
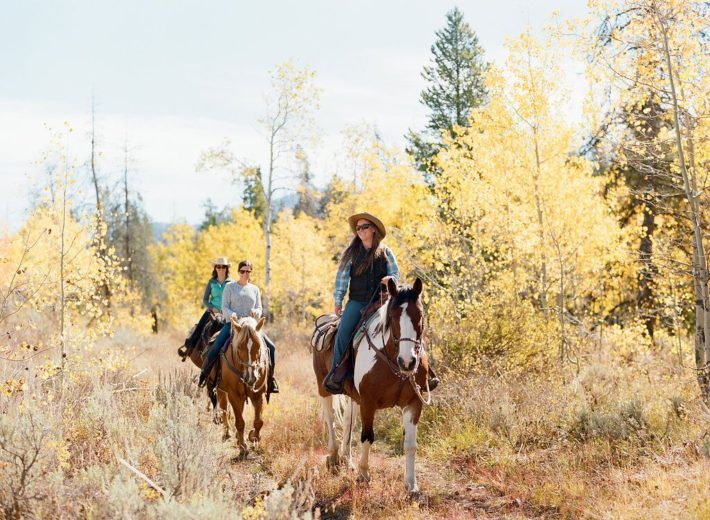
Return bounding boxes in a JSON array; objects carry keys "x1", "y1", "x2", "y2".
[
  {"x1": 385, "y1": 277, "x2": 424, "y2": 374},
  {"x1": 230, "y1": 315, "x2": 267, "y2": 387}
]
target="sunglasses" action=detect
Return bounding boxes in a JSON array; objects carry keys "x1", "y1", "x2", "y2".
[
  {"x1": 215, "y1": 265, "x2": 227, "y2": 269},
  {"x1": 356, "y1": 223, "x2": 372, "y2": 232},
  {"x1": 239, "y1": 269, "x2": 252, "y2": 274}
]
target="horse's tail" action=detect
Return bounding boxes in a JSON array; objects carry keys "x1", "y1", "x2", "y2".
[{"x1": 326, "y1": 394, "x2": 357, "y2": 443}]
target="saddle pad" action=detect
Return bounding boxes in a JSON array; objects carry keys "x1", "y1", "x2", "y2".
[
  {"x1": 219, "y1": 328, "x2": 234, "y2": 354},
  {"x1": 352, "y1": 311, "x2": 382, "y2": 348}
]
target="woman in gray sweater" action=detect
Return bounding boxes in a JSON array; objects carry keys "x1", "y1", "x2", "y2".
[{"x1": 198, "y1": 260, "x2": 279, "y2": 395}]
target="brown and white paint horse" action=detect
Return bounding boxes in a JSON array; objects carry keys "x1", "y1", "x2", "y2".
[
  {"x1": 217, "y1": 315, "x2": 270, "y2": 457},
  {"x1": 313, "y1": 277, "x2": 431, "y2": 493}
]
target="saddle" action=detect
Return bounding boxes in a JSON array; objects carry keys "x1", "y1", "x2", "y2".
[{"x1": 311, "y1": 313, "x2": 340, "y2": 352}]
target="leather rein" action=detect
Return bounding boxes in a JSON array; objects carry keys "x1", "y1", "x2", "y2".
[
  {"x1": 220, "y1": 333, "x2": 268, "y2": 394},
  {"x1": 362, "y1": 325, "x2": 432, "y2": 406}
]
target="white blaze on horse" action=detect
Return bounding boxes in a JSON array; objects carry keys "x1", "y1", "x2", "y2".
[{"x1": 312, "y1": 277, "x2": 432, "y2": 493}]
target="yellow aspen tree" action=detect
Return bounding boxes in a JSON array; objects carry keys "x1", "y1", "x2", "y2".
[
  {"x1": 270, "y1": 211, "x2": 334, "y2": 321},
  {"x1": 434, "y1": 30, "x2": 630, "y2": 362},
  {"x1": 585, "y1": 0, "x2": 710, "y2": 397}
]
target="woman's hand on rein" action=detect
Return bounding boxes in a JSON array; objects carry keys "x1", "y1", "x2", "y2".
[{"x1": 335, "y1": 305, "x2": 342, "y2": 317}]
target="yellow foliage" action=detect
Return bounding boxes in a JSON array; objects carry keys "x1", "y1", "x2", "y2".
[{"x1": 270, "y1": 211, "x2": 334, "y2": 320}]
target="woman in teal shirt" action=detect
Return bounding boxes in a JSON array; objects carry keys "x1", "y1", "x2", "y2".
[{"x1": 180, "y1": 256, "x2": 233, "y2": 356}]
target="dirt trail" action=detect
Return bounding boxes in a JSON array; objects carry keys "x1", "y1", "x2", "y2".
[{"x1": 126, "y1": 329, "x2": 543, "y2": 520}]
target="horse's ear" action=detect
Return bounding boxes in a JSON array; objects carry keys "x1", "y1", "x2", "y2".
[
  {"x1": 230, "y1": 314, "x2": 241, "y2": 331},
  {"x1": 387, "y1": 277, "x2": 398, "y2": 297},
  {"x1": 256, "y1": 316, "x2": 266, "y2": 331},
  {"x1": 413, "y1": 277, "x2": 423, "y2": 296}
]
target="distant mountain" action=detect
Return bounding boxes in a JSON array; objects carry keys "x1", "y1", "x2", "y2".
[
  {"x1": 150, "y1": 222, "x2": 173, "y2": 242},
  {"x1": 274, "y1": 193, "x2": 299, "y2": 212},
  {"x1": 150, "y1": 194, "x2": 300, "y2": 243}
]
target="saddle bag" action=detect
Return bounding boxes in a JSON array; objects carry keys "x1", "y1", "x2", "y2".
[{"x1": 311, "y1": 313, "x2": 340, "y2": 352}]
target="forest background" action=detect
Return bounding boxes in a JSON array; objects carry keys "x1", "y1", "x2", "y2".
[{"x1": 2, "y1": 1, "x2": 710, "y2": 518}]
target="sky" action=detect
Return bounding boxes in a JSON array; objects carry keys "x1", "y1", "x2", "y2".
[{"x1": 0, "y1": 0, "x2": 589, "y2": 230}]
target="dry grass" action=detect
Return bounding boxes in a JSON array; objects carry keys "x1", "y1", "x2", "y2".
[{"x1": 1, "y1": 319, "x2": 709, "y2": 519}]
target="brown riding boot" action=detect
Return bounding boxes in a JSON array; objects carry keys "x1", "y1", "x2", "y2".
[
  {"x1": 268, "y1": 366, "x2": 279, "y2": 394},
  {"x1": 427, "y1": 367, "x2": 440, "y2": 391},
  {"x1": 324, "y1": 352, "x2": 351, "y2": 394},
  {"x1": 198, "y1": 357, "x2": 216, "y2": 388}
]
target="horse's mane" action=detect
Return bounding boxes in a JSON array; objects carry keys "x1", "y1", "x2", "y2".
[{"x1": 385, "y1": 283, "x2": 420, "y2": 332}]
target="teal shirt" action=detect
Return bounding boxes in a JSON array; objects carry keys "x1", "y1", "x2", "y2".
[{"x1": 203, "y1": 277, "x2": 233, "y2": 311}]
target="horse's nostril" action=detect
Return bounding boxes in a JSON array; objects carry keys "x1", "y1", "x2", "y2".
[{"x1": 398, "y1": 356, "x2": 415, "y2": 372}]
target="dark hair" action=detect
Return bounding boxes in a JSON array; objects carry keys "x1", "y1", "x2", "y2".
[
  {"x1": 238, "y1": 260, "x2": 253, "y2": 272},
  {"x1": 338, "y1": 223, "x2": 383, "y2": 275},
  {"x1": 211, "y1": 265, "x2": 230, "y2": 279}
]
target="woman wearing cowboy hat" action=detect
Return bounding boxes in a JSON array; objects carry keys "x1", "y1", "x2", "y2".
[
  {"x1": 323, "y1": 212, "x2": 440, "y2": 394},
  {"x1": 179, "y1": 256, "x2": 233, "y2": 359},
  {"x1": 324, "y1": 212, "x2": 400, "y2": 394}
]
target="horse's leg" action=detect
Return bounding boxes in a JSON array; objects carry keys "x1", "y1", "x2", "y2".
[
  {"x1": 228, "y1": 393, "x2": 247, "y2": 458},
  {"x1": 217, "y1": 390, "x2": 230, "y2": 440},
  {"x1": 321, "y1": 395, "x2": 340, "y2": 470},
  {"x1": 340, "y1": 397, "x2": 358, "y2": 470},
  {"x1": 248, "y1": 393, "x2": 264, "y2": 445},
  {"x1": 358, "y1": 404, "x2": 375, "y2": 482},
  {"x1": 402, "y1": 403, "x2": 422, "y2": 493}
]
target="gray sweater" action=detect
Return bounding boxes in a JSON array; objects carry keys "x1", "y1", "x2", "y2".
[{"x1": 221, "y1": 281, "x2": 262, "y2": 319}]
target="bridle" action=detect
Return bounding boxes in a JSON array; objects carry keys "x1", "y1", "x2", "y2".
[
  {"x1": 221, "y1": 329, "x2": 268, "y2": 393},
  {"x1": 393, "y1": 335, "x2": 423, "y2": 367},
  {"x1": 362, "y1": 305, "x2": 431, "y2": 405}
]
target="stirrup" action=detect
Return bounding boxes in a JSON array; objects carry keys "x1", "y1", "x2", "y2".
[
  {"x1": 268, "y1": 377, "x2": 279, "y2": 394},
  {"x1": 198, "y1": 362, "x2": 212, "y2": 388},
  {"x1": 323, "y1": 370, "x2": 345, "y2": 395},
  {"x1": 198, "y1": 371, "x2": 208, "y2": 388}
]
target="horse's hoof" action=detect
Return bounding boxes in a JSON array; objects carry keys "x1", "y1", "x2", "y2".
[
  {"x1": 339, "y1": 456, "x2": 355, "y2": 471},
  {"x1": 247, "y1": 429, "x2": 260, "y2": 443},
  {"x1": 326, "y1": 453, "x2": 340, "y2": 472},
  {"x1": 356, "y1": 470, "x2": 370, "y2": 483},
  {"x1": 407, "y1": 488, "x2": 423, "y2": 501}
]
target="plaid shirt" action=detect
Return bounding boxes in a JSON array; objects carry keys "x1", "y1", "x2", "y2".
[{"x1": 333, "y1": 246, "x2": 400, "y2": 307}]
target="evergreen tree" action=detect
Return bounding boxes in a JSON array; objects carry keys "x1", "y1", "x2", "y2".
[
  {"x1": 241, "y1": 166, "x2": 268, "y2": 221},
  {"x1": 199, "y1": 198, "x2": 232, "y2": 231},
  {"x1": 293, "y1": 145, "x2": 321, "y2": 218},
  {"x1": 407, "y1": 7, "x2": 487, "y2": 179}
]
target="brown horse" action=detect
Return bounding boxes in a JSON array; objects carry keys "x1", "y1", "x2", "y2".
[
  {"x1": 313, "y1": 277, "x2": 432, "y2": 493},
  {"x1": 216, "y1": 315, "x2": 270, "y2": 457}
]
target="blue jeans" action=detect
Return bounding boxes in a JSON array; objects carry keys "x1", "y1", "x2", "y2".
[
  {"x1": 205, "y1": 323, "x2": 276, "y2": 368},
  {"x1": 205, "y1": 323, "x2": 231, "y2": 367},
  {"x1": 188, "y1": 310, "x2": 212, "y2": 346},
  {"x1": 331, "y1": 299, "x2": 367, "y2": 369}
]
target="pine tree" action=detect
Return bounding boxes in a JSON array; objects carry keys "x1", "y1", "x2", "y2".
[
  {"x1": 241, "y1": 167, "x2": 267, "y2": 221},
  {"x1": 407, "y1": 7, "x2": 487, "y2": 179}
]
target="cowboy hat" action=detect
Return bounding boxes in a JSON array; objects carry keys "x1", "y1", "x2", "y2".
[
  {"x1": 348, "y1": 212, "x2": 386, "y2": 238},
  {"x1": 212, "y1": 257, "x2": 231, "y2": 266}
]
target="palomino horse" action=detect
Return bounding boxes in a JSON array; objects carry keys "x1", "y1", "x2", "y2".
[
  {"x1": 313, "y1": 277, "x2": 431, "y2": 493},
  {"x1": 216, "y1": 315, "x2": 270, "y2": 457}
]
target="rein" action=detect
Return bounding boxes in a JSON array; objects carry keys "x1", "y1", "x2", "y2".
[
  {"x1": 220, "y1": 333, "x2": 269, "y2": 394},
  {"x1": 363, "y1": 327, "x2": 432, "y2": 406}
]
